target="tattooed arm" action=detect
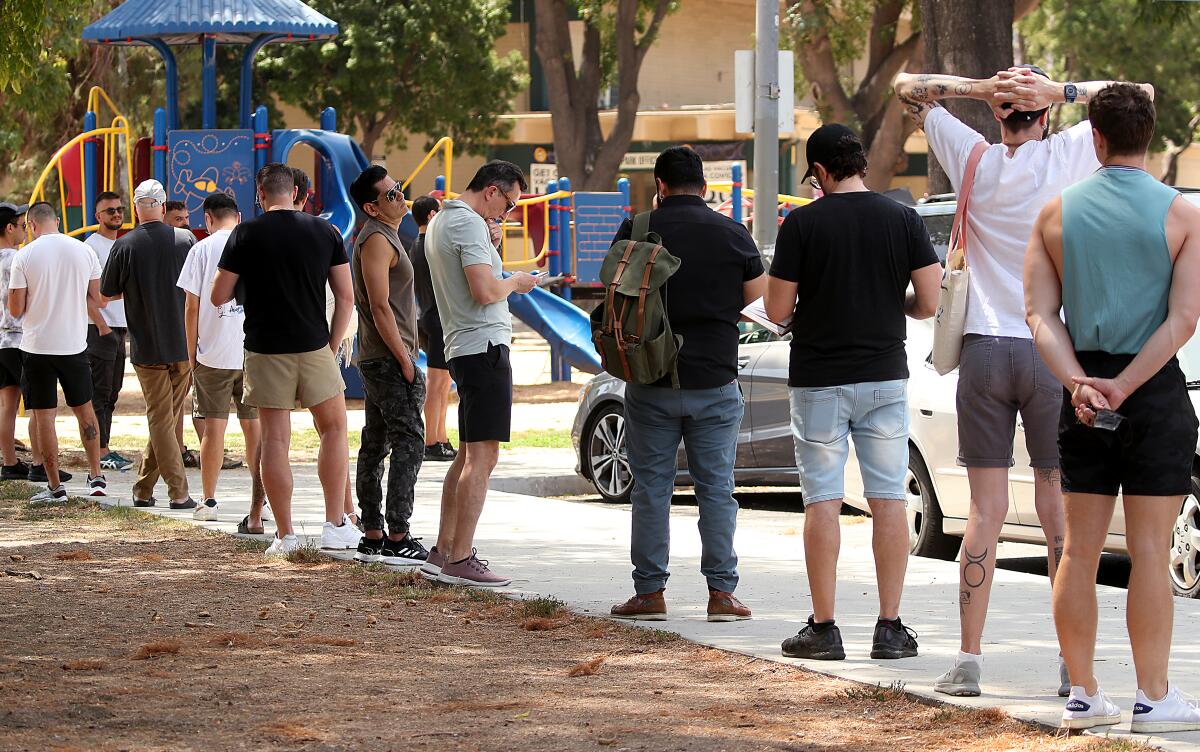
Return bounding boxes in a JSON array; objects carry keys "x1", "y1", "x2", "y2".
[
  {"x1": 893, "y1": 72, "x2": 1002, "y2": 127},
  {"x1": 992, "y1": 70, "x2": 1155, "y2": 111}
]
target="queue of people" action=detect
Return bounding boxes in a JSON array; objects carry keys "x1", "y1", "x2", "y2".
[{"x1": 4, "y1": 74, "x2": 1198, "y2": 734}]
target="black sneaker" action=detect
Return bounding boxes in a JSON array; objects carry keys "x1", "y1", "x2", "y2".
[
  {"x1": 134, "y1": 496, "x2": 157, "y2": 508},
  {"x1": 28, "y1": 465, "x2": 71, "y2": 484},
  {"x1": 169, "y1": 497, "x2": 197, "y2": 510},
  {"x1": 781, "y1": 616, "x2": 845, "y2": 660},
  {"x1": 379, "y1": 533, "x2": 429, "y2": 566},
  {"x1": 1, "y1": 460, "x2": 29, "y2": 480},
  {"x1": 871, "y1": 617, "x2": 919, "y2": 659},
  {"x1": 440, "y1": 442, "x2": 458, "y2": 458},
  {"x1": 424, "y1": 443, "x2": 455, "y2": 462},
  {"x1": 354, "y1": 536, "x2": 385, "y2": 564},
  {"x1": 182, "y1": 449, "x2": 200, "y2": 469}
]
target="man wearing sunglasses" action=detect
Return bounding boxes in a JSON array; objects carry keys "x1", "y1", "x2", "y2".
[
  {"x1": 84, "y1": 192, "x2": 135, "y2": 473},
  {"x1": 421, "y1": 160, "x2": 537, "y2": 587}
]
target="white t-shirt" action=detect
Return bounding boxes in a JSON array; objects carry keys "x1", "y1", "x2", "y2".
[
  {"x1": 924, "y1": 108, "x2": 1100, "y2": 337},
  {"x1": 84, "y1": 233, "x2": 126, "y2": 327},
  {"x1": 176, "y1": 228, "x2": 246, "y2": 370},
  {"x1": 10, "y1": 233, "x2": 102, "y2": 355}
]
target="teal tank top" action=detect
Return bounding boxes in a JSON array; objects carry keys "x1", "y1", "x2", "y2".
[{"x1": 1061, "y1": 167, "x2": 1178, "y2": 354}]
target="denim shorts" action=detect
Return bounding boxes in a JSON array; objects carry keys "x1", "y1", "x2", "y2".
[{"x1": 789, "y1": 379, "x2": 910, "y2": 506}]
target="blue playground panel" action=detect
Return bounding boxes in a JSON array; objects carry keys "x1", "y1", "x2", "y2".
[
  {"x1": 572, "y1": 192, "x2": 629, "y2": 287},
  {"x1": 167, "y1": 130, "x2": 255, "y2": 227}
]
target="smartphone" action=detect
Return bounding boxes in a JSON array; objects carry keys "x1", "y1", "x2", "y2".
[{"x1": 1092, "y1": 409, "x2": 1125, "y2": 432}]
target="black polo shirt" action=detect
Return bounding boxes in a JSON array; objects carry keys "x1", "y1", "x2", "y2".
[{"x1": 612, "y1": 195, "x2": 764, "y2": 390}]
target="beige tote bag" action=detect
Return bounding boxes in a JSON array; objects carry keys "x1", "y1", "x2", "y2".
[{"x1": 931, "y1": 141, "x2": 988, "y2": 376}]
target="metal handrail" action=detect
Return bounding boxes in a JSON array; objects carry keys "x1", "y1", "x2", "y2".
[
  {"x1": 401, "y1": 136, "x2": 453, "y2": 196},
  {"x1": 707, "y1": 181, "x2": 813, "y2": 208},
  {"x1": 86, "y1": 85, "x2": 124, "y2": 122},
  {"x1": 27, "y1": 120, "x2": 135, "y2": 238}
]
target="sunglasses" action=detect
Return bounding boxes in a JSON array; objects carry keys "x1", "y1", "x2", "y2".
[
  {"x1": 100, "y1": 206, "x2": 126, "y2": 216},
  {"x1": 373, "y1": 181, "x2": 403, "y2": 205}
]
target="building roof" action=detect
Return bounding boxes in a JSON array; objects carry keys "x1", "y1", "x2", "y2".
[{"x1": 82, "y1": 0, "x2": 338, "y2": 45}]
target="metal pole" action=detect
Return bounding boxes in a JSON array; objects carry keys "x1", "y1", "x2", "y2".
[
  {"x1": 201, "y1": 35, "x2": 218, "y2": 130},
  {"x1": 752, "y1": 0, "x2": 779, "y2": 251}
]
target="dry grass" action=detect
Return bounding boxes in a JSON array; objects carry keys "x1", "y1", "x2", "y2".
[
  {"x1": 567, "y1": 656, "x2": 606, "y2": 677},
  {"x1": 443, "y1": 700, "x2": 525, "y2": 712},
  {"x1": 131, "y1": 640, "x2": 183, "y2": 660},
  {"x1": 137, "y1": 553, "x2": 165, "y2": 563},
  {"x1": 53, "y1": 549, "x2": 92, "y2": 561},
  {"x1": 61, "y1": 658, "x2": 106, "y2": 671},
  {"x1": 520, "y1": 616, "x2": 570, "y2": 631},
  {"x1": 208, "y1": 631, "x2": 260, "y2": 649},
  {"x1": 263, "y1": 721, "x2": 323, "y2": 742},
  {"x1": 284, "y1": 542, "x2": 327, "y2": 565}
]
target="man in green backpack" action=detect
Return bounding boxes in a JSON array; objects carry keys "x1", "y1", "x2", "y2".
[{"x1": 607, "y1": 147, "x2": 766, "y2": 622}]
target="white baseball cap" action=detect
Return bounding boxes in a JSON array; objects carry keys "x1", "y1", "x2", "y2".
[{"x1": 133, "y1": 179, "x2": 167, "y2": 204}]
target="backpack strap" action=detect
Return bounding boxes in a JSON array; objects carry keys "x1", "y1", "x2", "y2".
[
  {"x1": 632, "y1": 211, "x2": 652, "y2": 243},
  {"x1": 635, "y1": 245, "x2": 663, "y2": 341}
]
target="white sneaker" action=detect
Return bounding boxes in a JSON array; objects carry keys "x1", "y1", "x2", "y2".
[
  {"x1": 86, "y1": 475, "x2": 108, "y2": 497},
  {"x1": 264, "y1": 534, "x2": 300, "y2": 559},
  {"x1": 29, "y1": 485, "x2": 68, "y2": 505},
  {"x1": 934, "y1": 653, "x2": 982, "y2": 697},
  {"x1": 1131, "y1": 687, "x2": 1200, "y2": 733},
  {"x1": 1062, "y1": 685, "x2": 1122, "y2": 730},
  {"x1": 321, "y1": 521, "x2": 360, "y2": 550},
  {"x1": 193, "y1": 498, "x2": 219, "y2": 521}
]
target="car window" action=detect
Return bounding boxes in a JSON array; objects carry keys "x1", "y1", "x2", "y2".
[{"x1": 922, "y1": 213, "x2": 954, "y2": 263}]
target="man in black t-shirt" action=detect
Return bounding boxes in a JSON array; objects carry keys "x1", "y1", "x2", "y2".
[
  {"x1": 101, "y1": 179, "x2": 195, "y2": 509},
  {"x1": 211, "y1": 163, "x2": 361, "y2": 558},
  {"x1": 607, "y1": 147, "x2": 766, "y2": 623},
  {"x1": 764, "y1": 124, "x2": 941, "y2": 662},
  {"x1": 409, "y1": 195, "x2": 456, "y2": 461}
]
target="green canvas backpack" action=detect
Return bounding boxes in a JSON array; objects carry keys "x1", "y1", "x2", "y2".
[{"x1": 589, "y1": 211, "x2": 683, "y2": 387}]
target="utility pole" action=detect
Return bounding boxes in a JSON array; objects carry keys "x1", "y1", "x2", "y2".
[{"x1": 753, "y1": 0, "x2": 780, "y2": 252}]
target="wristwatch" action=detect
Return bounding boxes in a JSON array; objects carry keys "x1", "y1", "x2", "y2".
[{"x1": 1064, "y1": 83, "x2": 1079, "y2": 104}]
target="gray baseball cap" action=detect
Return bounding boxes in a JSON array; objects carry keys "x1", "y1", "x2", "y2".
[
  {"x1": 0, "y1": 202, "x2": 28, "y2": 227},
  {"x1": 133, "y1": 179, "x2": 167, "y2": 204}
]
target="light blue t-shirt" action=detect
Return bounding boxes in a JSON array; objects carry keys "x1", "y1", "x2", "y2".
[{"x1": 424, "y1": 199, "x2": 511, "y2": 360}]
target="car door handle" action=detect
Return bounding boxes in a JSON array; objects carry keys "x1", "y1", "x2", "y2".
[
  {"x1": 919, "y1": 409, "x2": 933, "y2": 417},
  {"x1": 737, "y1": 356, "x2": 751, "y2": 370}
]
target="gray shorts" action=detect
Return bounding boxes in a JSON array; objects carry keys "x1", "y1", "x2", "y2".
[{"x1": 956, "y1": 334, "x2": 1061, "y2": 469}]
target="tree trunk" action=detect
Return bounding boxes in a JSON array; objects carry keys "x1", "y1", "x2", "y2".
[
  {"x1": 919, "y1": 0, "x2": 1014, "y2": 194},
  {"x1": 1160, "y1": 110, "x2": 1200, "y2": 185}
]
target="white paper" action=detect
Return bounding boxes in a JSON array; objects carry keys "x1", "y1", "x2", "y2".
[{"x1": 741, "y1": 297, "x2": 792, "y2": 336}]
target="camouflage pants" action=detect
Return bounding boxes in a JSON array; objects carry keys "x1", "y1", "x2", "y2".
[{"x1": 356, "y1": 356, "x2": 426, "y2": 535}]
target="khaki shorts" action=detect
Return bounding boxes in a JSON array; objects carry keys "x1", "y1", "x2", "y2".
[
  {"x1": 193, "y1": 363, "x2": 257, "y2": 420},
  {"x1": 244, "y1": 347, "x2": 345, "y2": 410}
]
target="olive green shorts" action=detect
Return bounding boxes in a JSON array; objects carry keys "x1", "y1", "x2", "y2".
[{"x1": 193, "y1": 363, "x2": 257, "y2": 420}]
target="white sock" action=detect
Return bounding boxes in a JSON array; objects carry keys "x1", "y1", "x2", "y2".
[{"x1": 957, "y1": 650, "x2": 982, "y2": 666}]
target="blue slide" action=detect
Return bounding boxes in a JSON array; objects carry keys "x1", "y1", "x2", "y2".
[{"x1": 509, "y1": 286, "x2": 602, "y2": 375}]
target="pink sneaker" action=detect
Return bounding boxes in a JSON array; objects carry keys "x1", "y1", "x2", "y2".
[
  {"x1": 419, "y1": 545, "x2": 446, "y2": 581},
  {"x1": 437, "y1": 550, "x2": 512, "y2": 588}
]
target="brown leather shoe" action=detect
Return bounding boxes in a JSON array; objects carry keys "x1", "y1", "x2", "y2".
[
  {"x1": 610, "y1": 589, "x2": 667, "y2": 621},
  {"x1": 707, "y1": 589, "x2": 751, "y2": 622}
]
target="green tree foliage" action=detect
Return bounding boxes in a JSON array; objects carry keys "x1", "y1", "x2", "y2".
[
  {"x1": 1019, "y1": 0, "x2": 1200, "y2": 182},
  {"x1": 258, "y1": 0, "x2": 528, "y2": 160},
  {"x1": 0, "y1": 0, "x2": 48, "y2": 94}
]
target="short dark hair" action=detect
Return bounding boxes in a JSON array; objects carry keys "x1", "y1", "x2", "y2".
[
  {"x1": 164, "y1": 200, "x2": 186, "y2": 213},
  {"x1": 466, "y1": 160, "x2": 528, "y2": 194},
  {"x1": 291, "y1": 167, "x2": 311, "y2": 202},
  {"x1": 26, "y1": 202, "x2": 56, "y2": 227},
  {"x1": 95, "y1": 191, "x2": 121, "y2": 205},
  {"x1": 412, "y1": 195, "x2": 440, "y2": 227},
  {"x1": 654, "y1": 146, "x2": 706, "y2": 192},
  {"x1": 349, "y1": 165, "x2": 388, "y2": 211},
  {"x1": 1088, "y1": 83, "x2": 1156, "y2": 157},
  {"x1": 202, "y1": 192, "x2": 238, "y2": 220},
  {"x1": 257, "y1": 162, "x2": 295, "y2": 198},
  {"x1": 823, "y1": 134, "x2": 869, "y2": 181}
]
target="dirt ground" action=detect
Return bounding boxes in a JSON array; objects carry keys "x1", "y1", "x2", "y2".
[{"x1": 0, "y1": 490, "x2": 1133, "y2": 752}]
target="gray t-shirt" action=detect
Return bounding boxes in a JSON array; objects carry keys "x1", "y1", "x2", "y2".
[{"x1": 424, "y1": 199, "x2": 511, "y2": 360}]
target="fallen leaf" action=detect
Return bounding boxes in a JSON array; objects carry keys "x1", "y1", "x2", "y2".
[
  {"x1": 568, "y1": 657, "x2": 606, "y2": 677},
  {"x1": 513, "y1": 711, "x2": 530, "y2": 719}
]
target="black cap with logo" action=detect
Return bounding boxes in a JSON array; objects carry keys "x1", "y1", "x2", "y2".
[
  {"x1": 801, "y1": 123, "x2": 864, "y2": 182},
  {"x1": 0, "y1": 202, "x2": 28, "y2": 231}
]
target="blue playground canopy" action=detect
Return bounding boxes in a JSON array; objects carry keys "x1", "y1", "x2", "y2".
[
  {"x1": 81, "y1": 0, "x2": 338, "y2": 45},
  {"x1": 82, "y1": 0, "x2": 338, "y2": 130}
]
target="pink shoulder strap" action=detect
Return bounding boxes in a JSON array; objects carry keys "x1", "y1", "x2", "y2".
[{"x1": 949, "y1": 141, "x2": 988, "y2": 261}]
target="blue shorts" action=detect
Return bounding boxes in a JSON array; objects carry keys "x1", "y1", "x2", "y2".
[{"x1": 789, "y1": 379, "x2": 910, "y2": 505}]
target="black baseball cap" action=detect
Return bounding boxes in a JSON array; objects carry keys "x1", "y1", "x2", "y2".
[
  {"x1": 0, "y1": 202, "x2": 28, "y2": 229},
  {"x1": 1001, "y1": 64, "x2": 1050, "y2": 123},
  {"x1": 802, "y1": 123, "x2": 864, "y2": 181}
]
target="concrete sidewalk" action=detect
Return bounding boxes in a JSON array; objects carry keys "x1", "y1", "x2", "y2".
[{"x1": 81, "y1": 454, "x2": 1199, "y2": 750}]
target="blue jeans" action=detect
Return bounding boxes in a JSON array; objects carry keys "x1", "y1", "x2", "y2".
[{"x1": 625, "y1": 381, "x2": 743, "y2": 594}]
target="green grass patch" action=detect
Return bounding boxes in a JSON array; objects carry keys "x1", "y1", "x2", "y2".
[
  {"x1": 519, "y1": 595, "x2": 567, "y2": 618},
  {"x1": 1083, "y1": 739, "x2": 1157, "y2": 751},
  {"x1": 0, "y1": 480, "x2": 38, "y2": 501},
  {"x1": 841, "y1": 680, "x2": 909, "y2": 703},
  {"x1": 283, "y1": 540, "x2": 327, "y2": 564}
]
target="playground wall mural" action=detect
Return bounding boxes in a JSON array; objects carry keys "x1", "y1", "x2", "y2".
[{"x1": 167, "y1": 130, "x2": 255, "y2": 228}]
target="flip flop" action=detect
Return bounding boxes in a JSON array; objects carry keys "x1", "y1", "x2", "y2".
[{"x1": 237, "y1": 515, "x2": 265, "y2": 535}]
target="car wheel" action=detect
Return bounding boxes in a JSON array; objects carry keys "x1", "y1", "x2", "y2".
[
  {"x1": 905, "y1": 451, "x2": 960, "y2": 561},
  {"x1": 1169, "y1": 474, "x2": 1200, "y2": 598},
  {"x1": 585, "y1": 403, "x2": 632, "y2": 503}
]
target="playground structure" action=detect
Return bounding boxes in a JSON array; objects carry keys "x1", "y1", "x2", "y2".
[{"x1": 28, "y1": 0, "x2": 813, "y2": 385}]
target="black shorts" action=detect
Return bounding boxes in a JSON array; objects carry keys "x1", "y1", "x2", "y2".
[
  {"x1": 448, "y1": 343, "x2": 512, "y2": 443},
  {"x1": 1059, "y1": 352, "x2": 1198, "y2": 497},
  {"x1": 419, "y1": 318, "x2": 448, "y2": 370},
  {"x1": 0, "y1": 348, "x2": 21, "y2": 389},
  {"x1": 21, "y1": 351, "x2": 93, "y2": 410}
]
